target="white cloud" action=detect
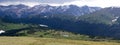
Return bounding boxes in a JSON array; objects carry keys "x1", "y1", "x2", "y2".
[
  {"x1": 62, "y1": 0, "x2": 120, "y2": 8},
  {"x1": 0, "y1": 2, "x2": 40, "y2": 7},
  {"x1": 0, "y1": 0, "x2": 120, "y2": 8}
]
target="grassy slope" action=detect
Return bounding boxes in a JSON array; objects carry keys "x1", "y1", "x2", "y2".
[
  {"x1": 0, "y1": 23, "x2": 29, "y2": 30},
  {"x1": 0, "y1": 37, "x2": 120, "y2": 45}
]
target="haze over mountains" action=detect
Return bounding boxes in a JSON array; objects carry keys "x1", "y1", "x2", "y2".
[{"x1": 1, "y1": 4, "x2": 120, "y2": 39}]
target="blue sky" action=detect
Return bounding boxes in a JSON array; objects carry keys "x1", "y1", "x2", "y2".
[{"x1": 0, "y1": 0, "x2": 120, "y2": 8}]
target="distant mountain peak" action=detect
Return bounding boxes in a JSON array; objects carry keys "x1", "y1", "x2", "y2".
[
  {"x1": 106, "y1": 7, "x2": 120, "y2": 9},
  {"x1": 0, "y1": 4, "x2": 101, "y2": 18},
  {"x1": 32, "y1": 4, "x2": 52, "y2": 8}
]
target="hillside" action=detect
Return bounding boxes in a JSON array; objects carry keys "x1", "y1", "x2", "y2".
[
  {"x1": 78, "y1": 7, "x2": 120, "y2": 25},
  {"x1": 0, "y1": 19, "x2": 29, "y2": 30},
  {"x1": 77, "y1": 7, "x2": 120, "y2": 39}
]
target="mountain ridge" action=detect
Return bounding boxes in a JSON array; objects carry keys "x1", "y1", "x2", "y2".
[{"x1": 0, "y1": 4, "x2": 101, "y2": 18}]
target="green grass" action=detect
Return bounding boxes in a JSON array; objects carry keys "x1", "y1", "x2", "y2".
[
  {"x1": 0, "y1": 37, "x2": 120, "y2": 45},
  {"x1": 18, "y1": 29, "x2": 90, "y2": 40},
  {"x1": 0, "y1": 23, "x2": 29, "y2": 30}
]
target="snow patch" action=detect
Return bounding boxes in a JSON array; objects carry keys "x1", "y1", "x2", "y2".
[
  {"x1": 0, "y1": 30, "x2": 5, "y2": 34},
  {"x1": 112, "y1": 16, "x2": 119, "y2": 22},
  {"x1": 39, "y1": 24, "x2": 48, "y2": 27},
  {"x1": 43, "y1": 16, "x2": 48, "y2": 18}
]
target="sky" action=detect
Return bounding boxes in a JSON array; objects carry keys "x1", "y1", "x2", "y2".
[{"x1": 0, "y1": 0, "x2": 120, "y2": 8}]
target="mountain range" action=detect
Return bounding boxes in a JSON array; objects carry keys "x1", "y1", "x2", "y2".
[
  {"x1": 1, "y1": 4, "x2": 120, "y2": 39},
  {"x1": 0, "y1": 4, "x2": 101, "y2": 18}
]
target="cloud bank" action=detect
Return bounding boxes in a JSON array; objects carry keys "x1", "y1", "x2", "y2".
[{"x1": 0, "y1": 0, "x2": 120, "y2": 8}]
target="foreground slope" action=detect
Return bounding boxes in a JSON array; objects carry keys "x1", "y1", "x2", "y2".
[{"x1": 0, "y1": 37, "x2": 120, "y2": 45}]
